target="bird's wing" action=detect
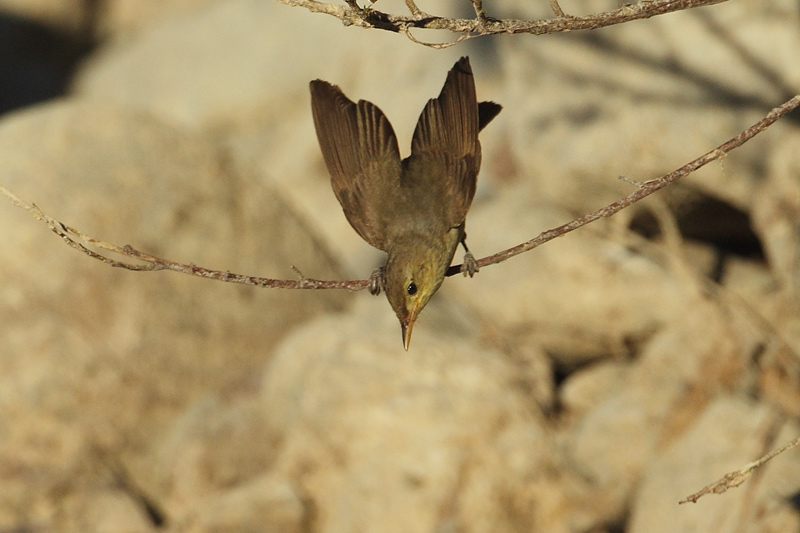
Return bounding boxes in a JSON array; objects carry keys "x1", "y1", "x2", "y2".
[
  {"x1": 405, "y1": 56, "x2": 481, "y2": 230},
  {"x1": 310, "y1": 80, "x2": 402, "y2": 252},
  {"x1": 478, "y1": 101, "x2": 502, "y2": 132}
]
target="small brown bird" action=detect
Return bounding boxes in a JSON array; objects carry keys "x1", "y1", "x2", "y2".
[{"x1": 310, "y1": 57, "x2": 501, "y2": 349}]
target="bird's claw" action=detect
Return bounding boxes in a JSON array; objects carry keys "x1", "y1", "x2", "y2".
[
  {"x1": 369, "y1": 267, "x2": 385, "y2": 295},
  {"x1": 461, "y1": 252, "x2": 479, "y2": 277}
]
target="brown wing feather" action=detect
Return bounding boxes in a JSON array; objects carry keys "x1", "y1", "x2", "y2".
[
  {"x1": 406, "y1": 57, "x2": 481, "y2": 229},
  {"x1": 310, "y1": 80, "x2": 402, "y2": 251},
  {"x1": 478, "y1": 101, "x2": 502, "y2": 132}
]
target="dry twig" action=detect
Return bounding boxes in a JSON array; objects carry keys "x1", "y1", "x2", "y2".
[
  {"x1": 448, "y1": 93, "x2": 800, "y2": 275},
  {"x1": 0, "y1": 186, "x2": 369, "y2": 291},
  {"x1": 680, "y1": 435, "x2": 800, "y2": 504},
  {"x1": 2, "y1": 94, "x2": 798, "y2": 290},
  {"x1": 275, "y1": 0, "x2": 728, "y2": 48}
]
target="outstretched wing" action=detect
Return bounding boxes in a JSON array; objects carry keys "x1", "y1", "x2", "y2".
[
  {"x1": 310, "y1": 80, "x2": 402, "y2": 251},
  {"x1": 405, "y1": 56, "x2": 482, "y2": 230}
]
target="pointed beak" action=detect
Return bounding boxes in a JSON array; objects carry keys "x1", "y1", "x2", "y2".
[
  {"x1": 401, "y1": 319, "x2": 414, "y2": 351},
  {"x1": 400, "y1": 302, "x2": 420, "y2": 351}
]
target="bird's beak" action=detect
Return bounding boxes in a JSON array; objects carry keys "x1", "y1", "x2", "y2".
[{"x1": 401, "y1": 302, "x2": 420, "y2": 351}]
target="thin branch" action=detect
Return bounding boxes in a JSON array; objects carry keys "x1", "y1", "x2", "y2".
[
  {"x1": 0, "y1": 185, "x2": 369, "y2": 291},
  {"x1": 548, "y1": 0, "x2": 567, "y2": 18},
  {"x1": 679, "y1": 435, "x2": 800, "y2": 504},
  {"x1": 400, "y1": 27, "x2": 472, "y2": 49},
  {"x1": 470, "y1": 0, "x2": 487, "y2": 25},
  {"x1": 2, "y1": 94, "x2": 798, "y2": 291},
  {"x1": 404, "y1": 0, "x2": 427, "y2": 18},
  {"x1": 447, "y1": 93, "x2": 800, "y2": 275},
  {"x1": 275, "y1": 0, "x2": 729, "y2": 48}
]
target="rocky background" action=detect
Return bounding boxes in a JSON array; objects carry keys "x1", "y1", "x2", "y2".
[{"x1": 0, "y1": 0, "x2": 799, "y2": 531}]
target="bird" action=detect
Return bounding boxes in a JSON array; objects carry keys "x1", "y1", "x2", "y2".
[{"x1": 309, "y1": 57, "x2": 501, "y2": 350}]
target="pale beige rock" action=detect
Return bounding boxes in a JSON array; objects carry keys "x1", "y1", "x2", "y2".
[
  {"x1": 180, "y1": 474, "x2": 304, "y2": 533},
  {"x1": 559, "y1": 360, "x2": 629, "y2": 418},
  {"x1": 73, "y1": 0, "x2": 463, "y2": 133},
  {"x1": 73, "y1": 0, "x2": 471, "y2": 277},
  {"x1": 731, "y1": 135, "x2": 800, "y2": 417},
  {"x1": 75, "y1": 0, "x2": 320, "y2": 129},
  {"x1": 448, "y1": 182, "x2": 695, "y2": 365},
  {"x1": 746, "y1": 422, "x2": 800, "y2": 533},
  {"x1": 56, "y1": 490, "x2": 158, "y2": 533},
  {"x1": 2, "y1": 0, "x2": 800, "y2": 531},
  {"x1": 261, "y1": 297, "x2": 559, "y2": 533},
  {"x1": 96, "y1": 0, "x2": 220, "y2": 38},
  {"x1": 0, "y1": 0, "x2": 218, "y2": 38},
  {"x1": 628, "y1": 398, "x2": 795, "y2": 533},
  {"x1": 152, "y1": 397, "x2": 279, "y2": 518},
  {"x1": 558, "y1": 296, "x2": 759, "y2": 528},
  {"x1": 0, "y1": 98, "x2": 343, "y2": 530},
  {"x1": 752, "y1": 135, "x2": 800, "y2": 297},
  {"x1": 498, "y1": 1, "x2": 800, "y2": 216}
]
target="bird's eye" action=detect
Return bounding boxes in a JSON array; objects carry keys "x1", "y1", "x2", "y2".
[{"x1": 406, "y1": 282, "x2": 417, "y2": 295}]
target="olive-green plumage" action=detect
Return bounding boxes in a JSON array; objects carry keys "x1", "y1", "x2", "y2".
[{"x1": 310, "y1": 57, "x2": 501, "y2": 349}]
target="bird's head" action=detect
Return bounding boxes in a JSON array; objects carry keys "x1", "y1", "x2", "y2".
[{"x1": 384, "y1": 242, "x2": 449, "y2": 351}]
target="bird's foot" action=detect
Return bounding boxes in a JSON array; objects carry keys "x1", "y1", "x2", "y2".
[
  {"x1": 460, "y1": 252, "x2": 479, "y2": 277},
  {"x1": 369, "y1": 267, "x2": 385, "y2": 295}
]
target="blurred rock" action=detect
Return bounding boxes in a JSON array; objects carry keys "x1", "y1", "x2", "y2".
[
  {"x1": 73, "y1": 0, "x2": 465, "y2": 132},
  {"x1": 629, "y1": 399, "x2": 800, "y2": 533},
  {"x1": 498, "y1": 1, "x2": 800, "y2": 211},
  {"x1": 73, "y1": 0, "x2": 472, "y2": 277},
  {"x1": 747, "y1": 421, "x2": 800, "y2": 533},
  {"x1": 559, "y1": 360, "x2": 629, "y2": 418},
  {"x1": 753, "y1": 134, "x2": 800, "y2": 298},
  {"x1": 261, "y1": 297, "x2": 558, "y2": 533},
  {"x1": 449, "y1": 182, "x2": 695, "y2": 366},
  {"x1": 95, "y1": 0, "x2": 220, "y2": 38},
  {"x1": 56, "y1": 488, "x2": 159, "y2": 533},
  {"x1": 739, "y1": 135, "x2": 800, "y2": 417},
  {"x1": 495, "y1": 1, "x2": 800, "y2": 292},
  {"x1": 179, "y1": 473, "x2": 304, "y2": 533},
  {"x1": 0, "y1": 0, "x2": 221, "y2": 37},
  {"x1": 1, "y1": 0, "x2": 798, "y2": 531},
  {"x1": 554, "y1": 295, "x2": 760, "y2": 529},
  {"x1": 0, "y1": 98, "x2": 343, "y2": 530}
]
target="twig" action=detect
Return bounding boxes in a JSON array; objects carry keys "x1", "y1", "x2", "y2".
[
  {"x1": 275, "y1": 0, "x2": 729, "y2": 48},
  {"x1": 548, "y1": 0, "x2": 566, "y2": 18},
  {"x1": 447, "y1": 93, "x2": 800, "y2": 275},
  {"x1": 0, "y1": 185, "x2": 368, "y2": 291},
  {"x1": 470, "y1": 0, "x2": 487, "y2": 24},
  {"x1": 679, "y1": 435, "x2": 800, "y2": 504},
  {"x1": 404, "y1": 0, "x2": 426, "y2": 18},
  {"x1": 3, "y1": 95, "x2": 798, "y2": 291},
  {"x1": 400, "y1": 27, "x2": 472, "y2": 49}
]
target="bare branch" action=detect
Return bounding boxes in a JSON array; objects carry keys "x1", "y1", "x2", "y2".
[
  {"x1": 400, "y1": 26, "x2": 472, "y2": 49},
  {"x1": 548, "y1": 0, "x2": 567, "y2": 18},
  {"x1": 275, "y1": 0, "x2": 729, "y2": 48},
  {"x1": 404, "y1": 0, "x2": 427, "y2": 18},
  {"x1": 447, "y1": 93, "x2": 800, "y2": 276},
  {"x1": 3, "y1": 94, "x2": 798, "y2": 293},
  {"x1": 679, "y1": 435, "x2": 800, "y2": 504},
  {"x1": 0, "y1": 185, "x2": 369, "y2": 291},
  {"x1": 470, "y1": 0, "x2": 487, "y2": 25}
]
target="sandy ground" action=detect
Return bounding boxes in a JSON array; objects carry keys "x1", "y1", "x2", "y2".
[{"x1": 0, "y1": 0, "x2": 799, "y2": 531}]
